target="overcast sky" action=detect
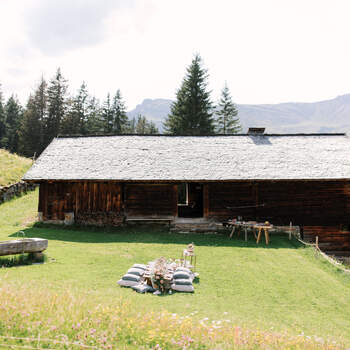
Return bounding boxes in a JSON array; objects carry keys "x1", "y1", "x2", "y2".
[{"x1": 1, "y1": 0, "x2": 350, "y2": 109}]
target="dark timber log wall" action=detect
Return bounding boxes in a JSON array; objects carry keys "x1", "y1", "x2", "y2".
[
  {"x1": 125, "y1": 184, "x2": 177, "y2": 217},
  {"x1": 39, "y1": 182, "x2": 123, "y2": 225},
  {"x1": 39, "y1": 182, "x2": 177, "y2": 225},
  {"x1": 206, "y1": 181, "x2": 350, "y2": 254},
  {"x1": 206, "y1": 181, "x2": 350, "y2": 225},
  {"x1": 38, "y1": 180, "x2": 350, "y2": 253}
]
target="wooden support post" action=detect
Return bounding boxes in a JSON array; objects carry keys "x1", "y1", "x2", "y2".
[
  {"x1": 203, "y1": 184, "x2": 209, "y2": 218},
  {"x1": 264, "y1": 228, "x2": 269, "y2": 245},
  {"x1": 316, "y1": 235, "x2": 319, "y2": 249},
  {"x1": 229, "y1": 226, "x2": 235, "y2": 239},
  {"x1": 256, "y1": 228, "x2": 262, "y2": 244},
  {"x1": 245, "y1": 227, "x2": 248, "y2": 242},
  {"x1": 289, "y1": 221, "x2": 292, "y2": 240}
]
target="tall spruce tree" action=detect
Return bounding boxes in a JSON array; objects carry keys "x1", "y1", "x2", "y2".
[
  {"x1": 45, "y1": 68, "x2": 68, "y2": 145},
  {"x1": 61, "y1": 82, "x2": 89, "y2": 135},
  {"x1": 34, "y1": 77, "x2": 47, "y2": 152},
  {"x1": 126, "y1": 116, "x2": 136, "y2": 133},
  {"x1": 85, "y1": 96, "x2": 103, "y2": 134},
  {"x1": 0, "y1": 86, "x2": 6, "y2": 148},
  {"x1": 134, "y1": 114, "x2": 159, "y2": 134},
  {"x1": 19, "y1": 77, "x2": 47, "y2": 157},
  {"x1": 111, "y1": 89, "x2": 128, "y2": 133},
  {"x1": 19, "y1": 94, "x2": 42, "y2": 157},
  {"x1": 164, "y1": 54, "x2": 214, "y2": 135},
  {"x1": 102, "y1": 90, "x2": 128, "y2": 134},
  {"x1": 147, "y1": 120, "x2": 159, "y2": 134},
  {"x1": 101, "y1": 93, "x2": 113, "y2": 133},
  {"x1": 215, "y1": 83, "x2": 241, "y2": 134},
  {"x1": 4, "y1": 95, "x2": 22, "y2": 153}
]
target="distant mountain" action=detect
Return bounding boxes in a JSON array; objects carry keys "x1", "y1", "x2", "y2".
[
  {"x1": 127, "y1": 94, "x2": 350, "y2": 133},
  {"x1": 127, "y1": 99, "x2": 172, "y2": 132}
]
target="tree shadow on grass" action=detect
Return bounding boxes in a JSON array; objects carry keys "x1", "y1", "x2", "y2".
[{"x1": 8, "y1": 223, "x2": 304, "y2": 250}]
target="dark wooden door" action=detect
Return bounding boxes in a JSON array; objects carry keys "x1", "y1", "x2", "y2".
[{"x1": 178, "y1": 183, "x2": 203, "y2": 218}]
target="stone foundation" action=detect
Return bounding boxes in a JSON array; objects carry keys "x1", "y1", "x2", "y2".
[{"x1": 64, "y1": 212, "x2": 75, "y2": 225}]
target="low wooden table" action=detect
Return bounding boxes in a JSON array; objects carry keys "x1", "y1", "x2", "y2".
[
  {"x1": 226, "y1": 221, "x2": 273, "y2": 244},
  {"x1": 143, "y1": 264, "x2": 175, "y2": 291},
  {"x1": 254, "y1": 224, "x2": 273, "y2": 245},
  {"x1": 227, "y1": 221, "x2": 257, "y2": 242}
]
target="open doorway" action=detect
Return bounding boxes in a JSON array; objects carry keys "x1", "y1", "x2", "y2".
[{"x1": 177, "y1": 183, "x2": 203, "y2": 218}]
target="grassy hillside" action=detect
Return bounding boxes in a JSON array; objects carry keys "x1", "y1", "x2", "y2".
[
  {"x1": 0, "y1": 149, "x2": 32, "y2": 186},
  {"x1": 0, "y1": 192, "x2": 349, "y2": 348}
]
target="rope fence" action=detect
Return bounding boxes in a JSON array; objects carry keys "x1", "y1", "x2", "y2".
[{"x1": 287, "y1": 227, "x2": 350, "y2": 274}]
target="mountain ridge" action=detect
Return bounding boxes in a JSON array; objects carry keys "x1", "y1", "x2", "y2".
[{"x1": 127, "y1": 94, "x2": 350, "y2": 133}]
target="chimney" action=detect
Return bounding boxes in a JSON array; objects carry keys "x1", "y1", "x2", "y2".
[{"x1": 247, "y1": 127, "x2": 265, "y2": 135}]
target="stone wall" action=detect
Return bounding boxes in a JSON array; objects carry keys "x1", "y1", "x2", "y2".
[{"x1": 0, "y1": 181, "x2": 37, "y2": 204}]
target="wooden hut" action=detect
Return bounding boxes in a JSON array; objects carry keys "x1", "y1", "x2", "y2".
[{"x1": 23, "y1": 133, "x2": 350, "y2": 255}]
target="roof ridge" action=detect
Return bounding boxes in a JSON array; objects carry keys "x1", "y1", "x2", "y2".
[{"x1": 56, "y1": 133, "x2": 347, "y2": 138}]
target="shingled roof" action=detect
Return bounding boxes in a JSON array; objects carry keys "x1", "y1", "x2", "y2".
[{"x1": 23, "y1": 134, "x2": 350, "y2": 181}]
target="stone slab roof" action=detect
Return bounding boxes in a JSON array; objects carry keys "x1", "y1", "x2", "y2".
[{"x1": 22, "y1": 134, "x2": 350, "y2": 181}]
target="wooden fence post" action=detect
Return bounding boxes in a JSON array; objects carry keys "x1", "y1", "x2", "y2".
[{"x1": 316, "y1": 236, "x2": 319, "y2": 249}]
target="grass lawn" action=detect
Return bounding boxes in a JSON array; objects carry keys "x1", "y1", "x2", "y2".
[
  {"x1": 0, "y1": 149, "x2": 32, "y2": 186},
  {"x1": 0, "y1": 191, "x2": 350, "y2": 349}
]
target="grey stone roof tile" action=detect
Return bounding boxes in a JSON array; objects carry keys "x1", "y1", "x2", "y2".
[{"x1": 22, "y1": 134, "x2": 350, "y2": 181}]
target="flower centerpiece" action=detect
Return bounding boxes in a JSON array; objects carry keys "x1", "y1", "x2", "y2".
[{"x1": 151, "y1": 257, "x2": 176, "y2": 293}]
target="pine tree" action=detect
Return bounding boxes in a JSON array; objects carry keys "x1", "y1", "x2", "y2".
[
  {"x1": 0, "y1": 86, "x2": 6, "y2": 148},
  {"x1": 164, "y1": 54, "x2": 214, "y2": 135},
  {"x1": 61, "y1": 82, "x2": 89, "y2": 135},
  {"x1": 134, "y1": 114, "x2": 159, "y2": 134},
  {"x1": 101, "y1": 93, "x2": 113, "y2": 133},
  {"x1": 111, "y1": 89, "x2": 128, "y2": 133},
  {"x1": 4, "y1": 95, "x2": 22, "y2": 153},
  {"x1": 19, "y1": 94, "x2": 42, "y2": 157},
  {"x1": 126, "y1": 117, "x2": 136, "y2": 133},
  {"x1": 19, "y1": 77, "x2": 47, "y2": 157},
  {"x1": 85, "y1": 96, "x2": 103, "y2": 135},
  {"x1": 45, "y1": 68, "x2": 68, "y2": 145},
  {"x1": 101, "y1": 90, "x2": 128, "y2": 134},
  {"x1": 135, "y1": 115, "x2": 147, "y2": 134},
  {"x1": 148, "y1": 121, "x2": 159, "y2": 134},
  {"x1": 34, "y1": 77, "x2": 48, "y2": 152},
  {"x1": 215, "y1": 83, "x2": 241, "y2": 134}
]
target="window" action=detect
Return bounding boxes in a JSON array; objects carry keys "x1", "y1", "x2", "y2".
[{"x1": 178, "y1": 183, "x2": 188, "y2": 206}]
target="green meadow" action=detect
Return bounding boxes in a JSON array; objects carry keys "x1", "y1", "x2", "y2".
[
  {"x1": 0, "y1": 149, "x2": 32, "y2": 186},
  {"x1": 0, "y1": 191, "x2": 349, "y2": 349}
]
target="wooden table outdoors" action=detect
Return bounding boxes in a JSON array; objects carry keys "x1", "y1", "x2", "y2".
[
  {"x1": 227, "y1": 220, "x2": 273, "y2": 244},
  {"x1": 228, "y1": 221, "x2": 256, "y2": 241},
  {"x1": 254, "y1": 223, "x2": 273, "y2": 244}
]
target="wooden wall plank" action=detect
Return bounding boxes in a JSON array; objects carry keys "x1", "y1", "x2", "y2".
[
  {"x1": 203, "y1": 184, "x2": 209, "y2": 218},
  {"x1": 173, "y1": 184, "x2": 178, "y2": 217},
  {"x1": 207, "y1": 181, "x2": 350, "y2": 226},
  {"x1": 125, "y1": 184, "x2": 176, "y2": 217}
]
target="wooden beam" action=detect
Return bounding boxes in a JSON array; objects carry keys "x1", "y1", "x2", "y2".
[{"x1": 203, "y1": 184, "x2": 209, "y2": 218}]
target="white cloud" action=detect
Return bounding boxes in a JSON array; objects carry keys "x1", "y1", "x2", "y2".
[
  {"x1": 24, "y1": 0, "x2": 133, "y2": 55},
  {"x1": 0, "y1": 0, "x2": 350, "y2": 109}
]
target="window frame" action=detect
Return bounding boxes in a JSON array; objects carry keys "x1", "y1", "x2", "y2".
[{"x1": 177, "y1": 183, "x2": 188, "y2": 206}]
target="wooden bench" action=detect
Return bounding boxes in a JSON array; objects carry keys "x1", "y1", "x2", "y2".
[{"x1": 125, "y1": 217, "x2": 173, "y2": 229}]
